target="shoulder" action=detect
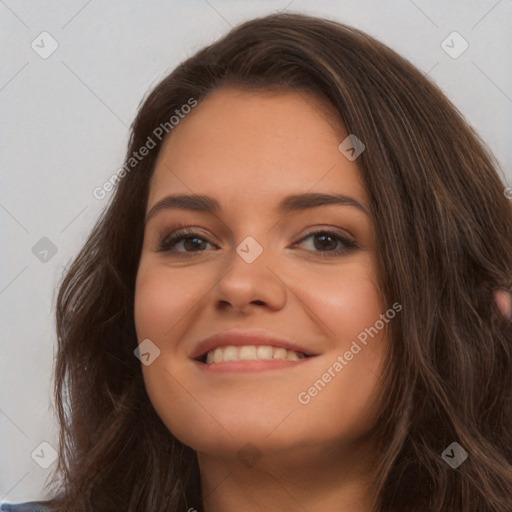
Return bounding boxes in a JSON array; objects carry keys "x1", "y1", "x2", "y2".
[{"x1": 0, "y1": 502, "x2": 52, "y2": 512}]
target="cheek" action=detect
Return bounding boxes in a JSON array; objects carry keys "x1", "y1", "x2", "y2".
[
  {"x1": 294, "y1": 263, "x2": 387, "y2": 430},
  {"x1": 133, "y1": 263, "x2": 204, "y2": 443},
  {"x1": 134, "y1": 262, "x2": 197, "y2": 340},
  {"x1": 299, "y1": 259, "x2": 383, "y2": 344}
]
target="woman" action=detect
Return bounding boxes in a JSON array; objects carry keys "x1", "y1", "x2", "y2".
[{"x1": 2, "y1": 11, "x2": 511, "y2": 512}]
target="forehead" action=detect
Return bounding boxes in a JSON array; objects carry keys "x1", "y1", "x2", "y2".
[{"x1": 148, "y1": 86, "x2": 368, "y2": 213}]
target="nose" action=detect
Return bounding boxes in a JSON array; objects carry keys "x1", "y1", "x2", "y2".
[{"x1": 212, "y1": 239, "x2": 288, "y2": 313}]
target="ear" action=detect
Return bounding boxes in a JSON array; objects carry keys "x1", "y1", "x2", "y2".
[{"x1": 493, "y1": 288, "x2": 512, "y2": 321}]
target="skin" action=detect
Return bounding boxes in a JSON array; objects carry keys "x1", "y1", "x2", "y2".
[
  {"x1": 134, "y1": 86, "x2": 390, "y2": 512},
  {"x1": 494, "y1": 288, "x2": 512, "y2": 321}
]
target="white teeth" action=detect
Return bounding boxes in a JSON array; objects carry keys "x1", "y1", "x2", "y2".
[
  {"x1": 273, "y1": 348, "x2": 287, "y2": 359},
  {"x1": 256, "y1": 345, "x2": 273, "y2": 359},
  {"x1": 213, "y1": 347, "x2": 223, "y2": 363},
  {"x1": 203, "y1": 345, "x2": 306, "y2": 364},
  {"x1": 286, "y1": 351, "x2": 299, "y2": 361},
  {"x1": 239, "y1": 346, "x2": 256, "y2": 360},
  {"x1": 223, "y1": 345, "x2": 238, "y2": 361}
]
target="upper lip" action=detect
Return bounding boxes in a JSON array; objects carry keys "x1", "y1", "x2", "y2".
[{"x1": 190, "y1": 329, "x2": 319, "y2": 361}]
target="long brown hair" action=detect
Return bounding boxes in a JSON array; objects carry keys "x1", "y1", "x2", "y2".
[{"x1": 43, "y1": 12, "x2": 512, "y2": 512}]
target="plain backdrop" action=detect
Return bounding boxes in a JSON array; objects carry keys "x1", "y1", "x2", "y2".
[{"x1": 1, "y1": 0, "x2": 511, "y2": 502}]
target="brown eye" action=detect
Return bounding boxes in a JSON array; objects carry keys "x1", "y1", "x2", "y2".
[
  {"x1": 157, "y1": 228, "x2": 216, "y2": 255},
  {"x1": 293, "y1": 230, "x2": 358, "y2": 257},
  {"x1": 156, "y1": 226, "x2": 358, "y2": 259}
]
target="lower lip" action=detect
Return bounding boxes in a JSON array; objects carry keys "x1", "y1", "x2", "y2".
[{"x1": 192, "y1": 357, "x2": 313, "y2": 373}]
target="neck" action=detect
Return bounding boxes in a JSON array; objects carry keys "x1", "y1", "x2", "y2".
[{"x1": 196, "y1": 439, "x2": 378, "y2": 512}]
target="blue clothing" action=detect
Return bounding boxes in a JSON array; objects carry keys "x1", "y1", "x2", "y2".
[{"x1": 0, "y1": 502, "x2": 50, "y2": 512}]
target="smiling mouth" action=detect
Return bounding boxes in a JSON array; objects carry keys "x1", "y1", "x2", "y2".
[{"x1": 196, "y1": 345, "x2": 313, "y2": 364}]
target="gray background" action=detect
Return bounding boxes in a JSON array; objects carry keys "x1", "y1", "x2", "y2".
[{"x1": 1, "y1": 0, "x2": 511, "y2": 502}]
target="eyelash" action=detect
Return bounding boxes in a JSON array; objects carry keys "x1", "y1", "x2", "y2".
[{"x1": 156, "y1": 224, "x2": 359, "y2": 258}]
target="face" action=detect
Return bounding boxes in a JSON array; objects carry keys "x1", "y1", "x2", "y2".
[{"x1": 134, "y1": 86, "x2": 389, "y2": 462}]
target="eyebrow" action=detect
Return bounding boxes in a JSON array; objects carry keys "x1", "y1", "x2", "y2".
[{"x1": 145, "y1": 192, "x2": 370, "y2": 225}]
